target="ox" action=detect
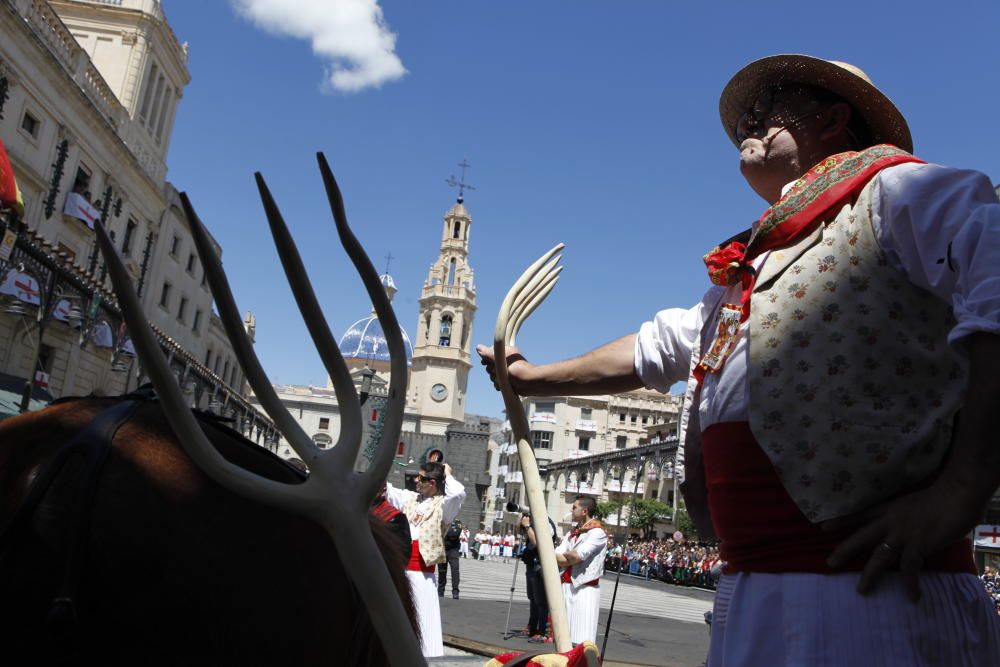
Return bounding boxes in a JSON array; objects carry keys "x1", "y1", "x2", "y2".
[{"x1": 0, "y1": 155, "x2": 425, "y2": 666}]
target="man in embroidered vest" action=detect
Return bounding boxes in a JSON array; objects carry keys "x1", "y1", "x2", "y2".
[
  {"x1": 385, "y1": 461, "x2": 466, "y2": 657},
  {"x1": 478, "y1": 54, "x2": 1000, "y2": 665},
  {"x1": 555, "y1": 496, "x2": 607, "y2": 645}
]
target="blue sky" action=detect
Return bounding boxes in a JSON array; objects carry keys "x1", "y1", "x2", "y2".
[{"x1": 163, "y1": 1, "x2": 1000, "y2": 419}]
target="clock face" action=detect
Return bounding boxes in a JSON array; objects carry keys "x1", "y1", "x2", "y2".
[{"x1": 430, "y1": 383, "x2": 448, "y2": 401}]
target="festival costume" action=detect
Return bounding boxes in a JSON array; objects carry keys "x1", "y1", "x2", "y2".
[
  {"x1": 555, "y1": 519, "x2": 607, "y2": 645},
  {"x1": 385, "y1": 476, "x2": 466, "y2": 657},
  {"x1": 635, "y1": 149, "x2": 1000, "y2": 665}
]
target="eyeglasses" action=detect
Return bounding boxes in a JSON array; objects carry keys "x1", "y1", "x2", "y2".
[
  {"x1": 416, "y1": 475, "x2": 436, "y2": 484},
  {"x1": 735, "y1": 86, "x2": 822, "y2": 144}
]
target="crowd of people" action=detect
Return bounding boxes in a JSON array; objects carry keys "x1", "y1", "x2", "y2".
[
  {"x1": 605, "y1": 536, "x2": 722, "y2": 590},
  {"x1": 980, "y1": 567, "x2": 1000, "y2": 616}
]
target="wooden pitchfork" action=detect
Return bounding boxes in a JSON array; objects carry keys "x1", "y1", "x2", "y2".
[
  {"x1": 95, "y1": 153, "x2": 425, "y2": 667},
  {"x1": 492, "y1": 244, "x2": 573, "y2": 653}
]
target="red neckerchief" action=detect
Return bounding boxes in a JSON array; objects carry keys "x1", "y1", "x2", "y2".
[
  {"x1": 696, "y1": 144, "x2": 923, "y2": 382},
  {"x1": 568, "y1": 518, "x2": 603, "y2": 540}
]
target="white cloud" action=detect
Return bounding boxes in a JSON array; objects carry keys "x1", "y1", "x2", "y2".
[{"x1": 230, "y1": 0, "x2": 406, "y2": 92}]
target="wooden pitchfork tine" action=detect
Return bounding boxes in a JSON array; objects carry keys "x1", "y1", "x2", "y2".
[
  {"x1": 493, "y1": 244, "x2": 573, "y2": 653},
  {"x1": 94, "y1": 152, "x2": 425, "y2": 667}
]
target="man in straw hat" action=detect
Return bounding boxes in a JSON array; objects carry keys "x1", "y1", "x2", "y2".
[{"x1": 478, "y1": 54, "x2": 1000, "y2": 664}]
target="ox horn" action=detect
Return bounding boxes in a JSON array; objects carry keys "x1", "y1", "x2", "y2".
[
  {"x1": 95, "y1": 155, "x2": 425, "y2": 666},
  {"x1": 492, "y1": 244, "x2": 573, "y2": 653}
]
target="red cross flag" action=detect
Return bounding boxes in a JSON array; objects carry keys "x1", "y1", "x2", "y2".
[{"x1": 974, "y1": 525, "x2": 1000, "y2": 549}]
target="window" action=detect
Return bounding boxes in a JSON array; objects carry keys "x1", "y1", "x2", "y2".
[
  {"x1": 192, "y1": 309, "x2": 202, "y2": 333},
  {"x1": 121, "y1": 219, "x2": 137, "y2": 255},
  {"x1": 20, "y1": 111, "x2": 39, "y2": 139},
  {"x1": 447, "y1": 257, "x2": 457, "y2": 285},
  {"x1": 186, "y1": 252, "x2": 196, "y2": 274},
  {"x1": 396, "y1": 441, "x2": 406, "y2": 456},
  {"x1": 642, "y1": 415, "x2": 648, "y2": 425},
  {"x1": 204, "y1": 348, "x2": 212, "y2": 367},
  {"x1": 222, "y1": 360, "x2": 229, "y2": 382},
  {"x1": 536, "y1": 401, "x2": 555, "y2": 413},
  {"x1": 319, "y1": 417, "x2": 330, "y2": 430},
  {"x1": 578, "y1": 436, "x2": 590, "y2": 451},
  {"x1": 154, "y1": 85, "x2": 173, "y2": 142},
  {"x1": 213, "y1": 356, "x2": 221, "y2": 375},
  {"x1": 630, "y1": 414, "x2": 637, "y2": 424},
  {"x1": 313, "y1": 433, "x2": 333, "y2": 449},
  {"x1": 619, "y1": 412, "x2": 626, "y2": 422},
  {"x1": 177, "y1": 296, "x2": 188, "y2": 322},
  {"x1": 138, "y1": 62, "x2": 159, "y2": 123},
  {"x1": 72, "y1": 165, "x2": 91, "y2": 196},
  {"x1": 439, "y1": 314, "x2": 452, "y2": 346},
  {"x1": 170, "y1": 235, "x2": 180, "y2": 257},
  {"x1": 581, "y1": 407, "x2": 592, "y2": 419},
  {"x1": 159, "y1": 281, "x2": 171, "y2": 308},
  {"x1": 615, "y1": 435, "x2": 627, "y2": 449},
  {"x1": 453, "y1": 220, "x2": 461, "y2": 239},
  {"x1": 530, "y1": 431, "x2": 552, "y2": 449}
]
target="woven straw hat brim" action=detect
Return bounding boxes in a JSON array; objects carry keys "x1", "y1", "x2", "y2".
[{"x1": 719, "y1": 54, "x2": 912, "y2": 154}]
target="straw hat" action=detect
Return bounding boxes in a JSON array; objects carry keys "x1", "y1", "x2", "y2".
[{"x1": 719, "y1": 54, "x2": 912, "y2": 153}]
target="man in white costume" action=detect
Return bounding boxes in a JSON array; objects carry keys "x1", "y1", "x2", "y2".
[
  {"x1": 491, "y1": 531, "x2": 501, "y2": 561},
  {"x1": 459, "y1": 526, "x2": 471, "y2": 558},
  {"x1": 555, "y1": 496, "x2": 607, "y2": 645},
  {"x1": 386, "y1": 461, "x2": 465, "y2": 657},
  {"x1": 479, "y1": 55, "x2": 1000, "y2": 665}
]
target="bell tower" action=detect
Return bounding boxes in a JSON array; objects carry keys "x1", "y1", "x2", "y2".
[{"x1": 409, "y1": 167, "x2": 477, "y2": 435}]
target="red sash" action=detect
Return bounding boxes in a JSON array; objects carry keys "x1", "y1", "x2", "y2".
[
  {"x1": 701, "y1": 422, "x2": 975, "y2": 575},
  {"x1": 371, "y1": 498, "x2": 402, "y2": 523},
  {"x1": 560, "y1": 568, "x2": 599, "y2": 587},
  {"x1": 406, "y1": 540, "x2": 435, "y2": 573}
]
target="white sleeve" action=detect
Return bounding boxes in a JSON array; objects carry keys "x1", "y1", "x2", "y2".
[
  {"x1": 555, "y1": 533, "x2": 570, "y2": 555},
  {"x1": 574, "y1": 528, "x2": 608, "y2": 563},
  {"x1": 384, "y1": 482, "x2": 414, "y2": 511},
  {"x1": 872, "y1": 162, "x2": 1000, "y2": 344},
  {"x1": 633, "y1": 290, "x2": 715, "y2": 392},
  {"x1": 440, "y1": 474, "x2": 466, "y2": 524}
]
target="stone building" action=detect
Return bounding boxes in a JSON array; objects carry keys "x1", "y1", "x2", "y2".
[
  {"x1": 0, "y1": 0, "x2": 265, "y2": 433},
  {"x1": 492, "y1": 390, "x2": 683, "y2": 536}
]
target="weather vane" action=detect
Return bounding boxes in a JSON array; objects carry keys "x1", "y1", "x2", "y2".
[{"x1": 445, "y1": 158, "x2": 476, "y2": 203}]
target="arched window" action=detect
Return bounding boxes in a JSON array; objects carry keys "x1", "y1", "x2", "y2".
[
  {"x1": 447, "y1": 257, "x2": 457, "y2": 285},
  {"x1": 439, "y1": 314, "x2": 452, "y2": 346},
  {"x1": 313, "y1": 433, "x2": 333, "y2": 449},
  {"x1": 423, "y1": 312, "x2": 431, "y2": 340},
  {"x1": 453, "y1": 221, "x2": 461, "y2": 239}
]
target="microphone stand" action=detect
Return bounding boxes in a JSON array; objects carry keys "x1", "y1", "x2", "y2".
[
  {"x1": 502, "y1": 524, "x2": 524, "y2": 640},
  {"x1": 601, "y1": 455, "x2": 646, "y2": 658}
]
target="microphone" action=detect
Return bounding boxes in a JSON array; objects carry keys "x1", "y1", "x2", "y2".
[{"x1": 506, "y1": 501, "x2": 529, "y2": 514}]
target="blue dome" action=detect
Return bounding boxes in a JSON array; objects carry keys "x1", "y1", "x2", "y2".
[{"x1": 339, "y1": 315, "x2": 413, "y2": 365}]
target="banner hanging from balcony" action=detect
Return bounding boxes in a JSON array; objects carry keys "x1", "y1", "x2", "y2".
[
  {"x1": 0, "y1": 139, "x2": 24, "y2": 216},
  {"x1": 63, "y1": 192, "x2": 101, "y2": 228},
  {"x1": 0, "y1": 270, "x2": 40, "y2": 305}
]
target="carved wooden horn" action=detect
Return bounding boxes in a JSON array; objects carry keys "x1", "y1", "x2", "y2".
[{"x1": 94, "y1": 152, "x2": 424, "y2": 666}]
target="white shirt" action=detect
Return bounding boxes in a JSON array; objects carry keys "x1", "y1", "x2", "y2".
[
  {"x1": 634, "y1": 163, "x2": 1000, "y2": 430},
  {"x1": 556, "y1": 525, "x2": 608, "y2": 587}
]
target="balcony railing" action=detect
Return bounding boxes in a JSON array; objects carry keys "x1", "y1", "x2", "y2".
[
  {"x1": 531, "y1": 411, "x2": 556, "y2": 424},
  {"x1": 575, "y1": 419, "x2": 597, "y2": 432}
]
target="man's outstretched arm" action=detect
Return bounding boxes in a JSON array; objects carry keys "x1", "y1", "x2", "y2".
[{"x1": 475, "y1": 334, "x2": 643, "y2": 397}]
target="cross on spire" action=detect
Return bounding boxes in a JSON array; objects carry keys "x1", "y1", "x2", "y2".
[
  {"x1": 383, "y1": 251, "x2": 394, "y2": 275},
  {"x1": 445, "y1": 158, "x2": 476, "y2": 203}
]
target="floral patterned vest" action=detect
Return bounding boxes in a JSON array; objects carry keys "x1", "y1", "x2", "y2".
[
  {"x1": 403, "y1": 493, "x2": 447, "y2": 566},
  {"x1": 745, "y1": 181, "x2": 967, "y2": 522},
  {"x1": 676, "y1": 180, "x2": 967, "y2": 534}
]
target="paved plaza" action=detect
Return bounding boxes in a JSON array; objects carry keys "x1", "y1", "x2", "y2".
[{"x1": 437, "y1": 558, "x2": 714, "y2": 667}]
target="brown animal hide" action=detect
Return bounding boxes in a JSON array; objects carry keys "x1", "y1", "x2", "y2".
[{"x1": 0, "y1": 397, "x2": 417, "y2": 666}]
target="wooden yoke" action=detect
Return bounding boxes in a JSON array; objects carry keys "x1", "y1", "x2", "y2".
[
  {"x1": 492, "y1": 244, "x2": 572, "y2": 653},
  {"x1": 94, "y1": 153, "x2": 425, "y2": 667}
]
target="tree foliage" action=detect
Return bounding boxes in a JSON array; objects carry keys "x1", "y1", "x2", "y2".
[
  {"x1": 626, "y1": 498, "x2": 672, "y2": 539},
  {"x1": 596, "y1": 500, "x2": 622, "y2": 521}
]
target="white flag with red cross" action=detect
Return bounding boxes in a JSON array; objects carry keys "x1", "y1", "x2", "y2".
[{"x1": 974, "y1": 525, "x2": 1000, "y2": 549}]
